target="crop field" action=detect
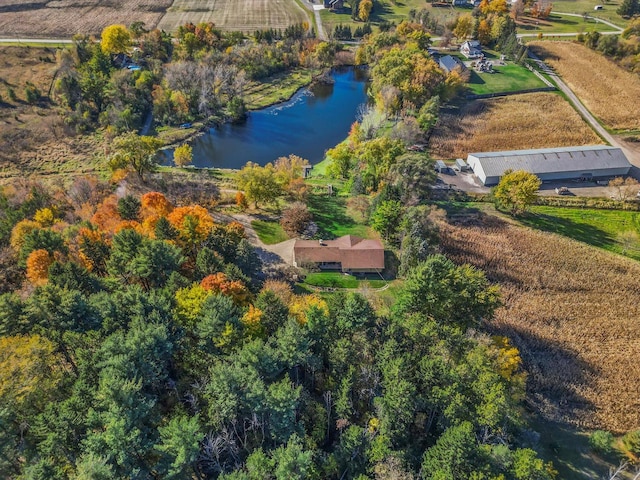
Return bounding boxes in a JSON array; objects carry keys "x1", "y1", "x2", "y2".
[
  {"x1": 441, "y1": 213, "x2": 640, "y2": 433},
  {"x1": 157, "y1": 0, "x2": 309, "y2": 32},
  {"x1": 0, "y1": 0, "x2": 172, "y2": 38},
  {"x1": 467, "y1": 63, "x2": 547, "y2": 95},
  {"x1": 530, "y1": 41, "x2": 640, "y2": 132},
  {"x1": 430, "y1": 92, "x2": 602, "y2": 159}
]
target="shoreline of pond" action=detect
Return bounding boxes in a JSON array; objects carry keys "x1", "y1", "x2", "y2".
[
  {"x1": 158, "y1": 65, "x2": 370, "y2": 170},
  {"x1": 158, "y1": 68, "x2": 335, "y2": 154}
]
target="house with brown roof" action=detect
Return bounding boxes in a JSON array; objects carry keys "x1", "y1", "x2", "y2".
[{"x1": 293, "y1": 235, "x2": 384, "y2": 273}]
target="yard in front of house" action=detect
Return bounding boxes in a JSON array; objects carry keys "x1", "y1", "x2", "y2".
[{"x1": 467, "y1": 62, "x2": 547, "y2": 95}]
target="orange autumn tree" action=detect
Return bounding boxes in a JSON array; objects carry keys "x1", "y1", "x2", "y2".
[
  {"x1": 235, "y1": 191, "x2": 248, "y2": 210},
  {"x1": 201, "y1": 272, "x2": 250, "y2": 305},
  {"x1": 26, "y1": 249, "x2": 54, "y2": 285},
  {"x1": 141, "y1": 192, "x2": 173, "y2": 219},
  {"x1": 168, "y1": 205, "x2": 215, "y2": 253},
  {"x1": 91, "y1": 195, "x2": 122, "y2": 233}
]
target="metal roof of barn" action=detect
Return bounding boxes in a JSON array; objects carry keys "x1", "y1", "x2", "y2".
[
  {"x1": 468, "y1": 145, "x2": 631, "y2": 178},
  {"x1": 439, "y1": 55, "x2": 461, "y2": 72}
]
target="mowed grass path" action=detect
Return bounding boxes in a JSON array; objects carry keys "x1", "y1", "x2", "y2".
[
  {"x1": 467, "y1": 63, "x2": 547, "y2": 95},
  {"x1": 521, "y1": 205, "x2": 640, "y2": 260}
]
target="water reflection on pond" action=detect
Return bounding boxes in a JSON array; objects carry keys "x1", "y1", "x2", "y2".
[{"x1": 160, "y1": 66, "x2": 369, "y2": 169}]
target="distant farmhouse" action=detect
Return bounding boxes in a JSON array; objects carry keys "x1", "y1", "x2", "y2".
[
  {"x1": 293, "y1": 235, "x2": 384, "y2": 274},
  {"x1": 438, "y1": 55, "x2": 466, "y2": 74},
  {"x1": 324, "y1": 0, "x2": 344, "y2": 9},
  {"x1": 460, "y1": 40, "x2": 482, "y2": 59},
  {"x1": 453, "y1": 0, "x2": 479, "y2": 6},
  {"x1": 466, "y1": 145, "x2": 632, "y2": 186}
]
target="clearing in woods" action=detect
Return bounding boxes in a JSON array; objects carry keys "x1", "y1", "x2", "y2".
[
  {"x1": 429, "y1": 92, "x2": 602, "y2": 160},
  {"x1": 157, "y1": 0, "x2": 309, "y2": 32},
  {"x1": 0, "y1": 0, "x2": 172, "y2": 38},
  {"x1": 440, "y1": 209, "x2": 640, "y2": 434},
  {"x1": 530, "y1": 41, "x2": 640, "y2": 132}
]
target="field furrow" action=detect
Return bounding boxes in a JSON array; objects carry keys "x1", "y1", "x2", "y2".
[
  {"x1": 530, "y1": 41, "x2": 640, "y2": 132},
  {"x1": 442, "y1": 216, "x2": 640, "y2": 432}
]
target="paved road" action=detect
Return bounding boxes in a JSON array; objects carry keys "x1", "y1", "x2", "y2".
[
  {"x1": 298, "y1": 0, "x2": 327, "y2": 40},
  {"x1": 528, "y1": 50, "x2": 640, "y2": 168},
  {"x1": 0, "y1": 38, "x2": 73, "y2": 44}
]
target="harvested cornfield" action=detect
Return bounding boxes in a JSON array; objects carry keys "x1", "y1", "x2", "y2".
[
  {"x1": 157, "y1": 0, "x2": 309, "y2": 32},
  {"x1": 530, "y1": 41, "x2": 640, "y2": 132},
  {"x1": 430, "y1": 92, "x2": 602, "y2": 159},
  {"x1": 0, "y1": 0, "x2": 172, "y2": 38},
  {"x1": 441, "y1": 214, "x2": 640, "y2": 433}
]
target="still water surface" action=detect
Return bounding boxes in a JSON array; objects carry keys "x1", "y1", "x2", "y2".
[{"x1": 160, "y1": 67, "x2": 369, "y2": 169}]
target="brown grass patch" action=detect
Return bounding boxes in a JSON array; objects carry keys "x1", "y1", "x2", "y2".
[
  {"x1": 530, "y1": 41, "x2": 640, "y2": 132},
  {"x1": 429, "y1": 93, "x2": 602, "y2": 159},
  {"x1": 0, "y1": 0, "x2": 172, "y2": 37},
  {"x1": 157, "y1": 0, "x2": 309, "y2": 32},
  {"x1": 0, "y1": 46, "x2": 107, "y2": 184},
  {"x1": 441, "y1": 213, "x2": 640, "y2": 432}
]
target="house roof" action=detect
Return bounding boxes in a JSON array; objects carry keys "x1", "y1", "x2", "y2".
[
  {"x1": 467, "y1": 145, "x2": 631, "y2": 178},
  {"x1": 439, "y1": 55, "x2": 463, "y2": 73},
  {"x1": 293, "y1": 235, "x2": 384, "y2": 270}
]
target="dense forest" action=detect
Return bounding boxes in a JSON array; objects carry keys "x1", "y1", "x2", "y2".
[{"x1": 0, "y1": 179, "x2": 559, "y2": 479}]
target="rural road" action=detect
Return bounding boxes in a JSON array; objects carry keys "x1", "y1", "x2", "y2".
[
  {"x1": 0, "y1": 38, "x2": 72, "y2": 44},
  {"x1": 553, "y1": 11, "x2": 624, "y2": 32},
  {"x1": 528, "y1": 50, "x2": 640, "y2": 168}
]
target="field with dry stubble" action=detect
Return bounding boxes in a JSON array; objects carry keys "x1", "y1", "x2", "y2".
[
  {"x1": 441, "y1": 213, "x2": 640, "y2": 433},
  {"x1": 0, "y1": 46, "x2": 106, "y2": 183},
  {"x1": 157, "y1": 0, "x2": 309, "y2": 32},
  {"x1": 530, "y1": 41, "x2": 640, "y2": 132},
  {"x1": 429, "y1": 92, "x2": 602, "y2": 160},
  {"x1": 0, "y1": 0, "x2": 172, "y2": 38}
]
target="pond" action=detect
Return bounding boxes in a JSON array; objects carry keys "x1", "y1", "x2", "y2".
[{"x1": 159, "y1": 66, "x2": 369, "y2": 169}]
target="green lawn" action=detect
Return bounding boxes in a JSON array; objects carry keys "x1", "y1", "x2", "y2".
[
  {"x1": 467, "y1": 62, "x2": 547, "y2": 95},
  {"x1": 520, "y1": 205, "x2": 640, "y2": 261},
  {"x1": 543, "y1": 0, "x2": 630, "y2": 27},
  {"x1": 304, "y1": 272, "x2": 388, "y2": 288},
  {"x1": 251, "y1": 220, "x2": 290, "y2": 244},
  {"x1": 320, "y1": 0, "x2": 453, "y2": 37},
  {"x1": 516, "y1": 13, "x2": 619, "y2": 34},
  {"x1": 307, "y1": 194, "x2": 374, "y2": 239}
]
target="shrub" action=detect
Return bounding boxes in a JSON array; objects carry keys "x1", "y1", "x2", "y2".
[
  {"x1": 280, "y1": 202, "x2": 313, "y2": 237},
  {"x1": 589, "y1": 430, "x2": 613, "y2": 454},
  {"x1": 24, "y1": 83, "x2": 41, "y2": 104},
  {"x1": 622, "y1": 430, "x2": 640, "y2": 457}
]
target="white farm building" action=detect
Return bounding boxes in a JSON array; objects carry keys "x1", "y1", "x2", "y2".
[{"x1": 466, "y1": 145, "x2": 632, "y2": 186}]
